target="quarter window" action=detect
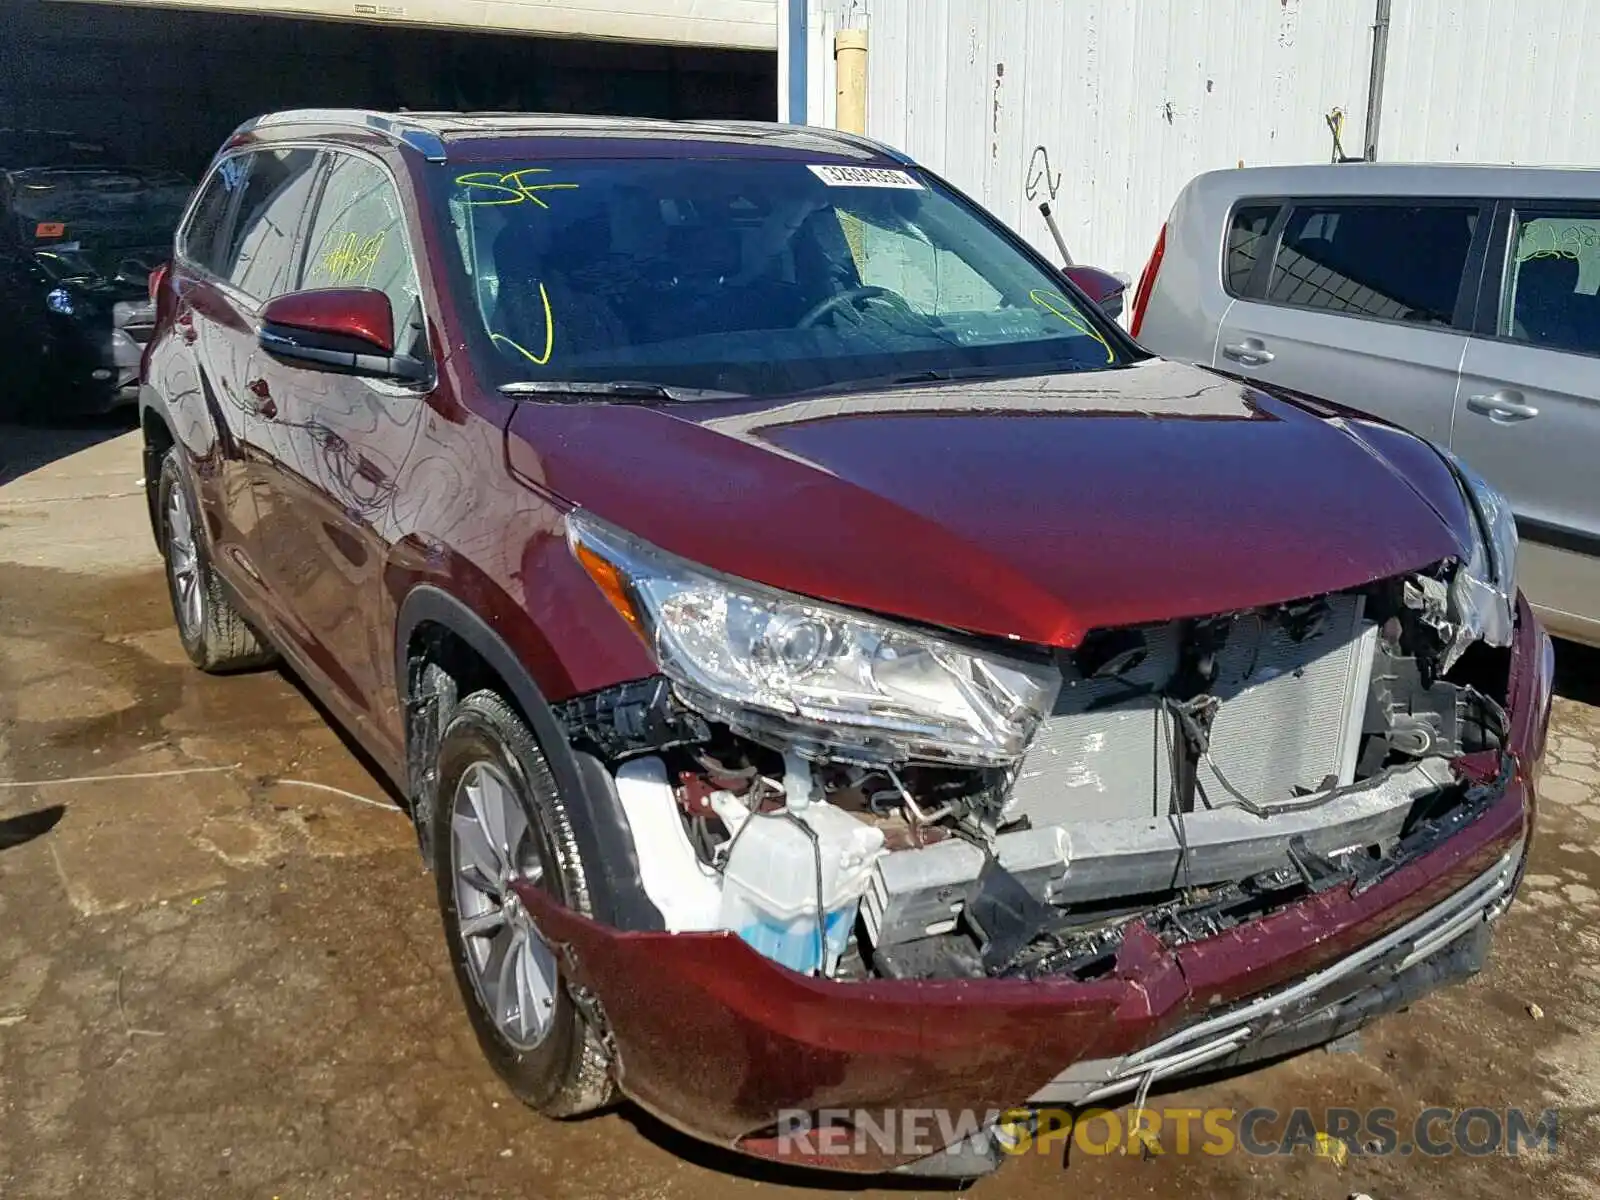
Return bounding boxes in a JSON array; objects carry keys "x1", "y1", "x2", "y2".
[
  {"x1": 1267, "y1": 203, "x2": 1477, "y2": 327},
  {"x1": 181, "y1": 158, "x2": 247, "y2": 275},
  {"x1": 1225, "y1": 204, "x2": 1278, "y2": 295},
  {"x1": 300, "y1": 153, "x2": 423, "y2": 356},
  {"x1": 219, "y1": 149, "x2": 322, "y2": 300},
  {"x1": 1501, "y1": 209, "x2": 1600, "y2": 356}
]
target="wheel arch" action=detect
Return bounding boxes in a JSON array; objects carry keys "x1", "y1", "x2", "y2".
[
  {"x1": 395, "y1": 585, "x2": 664, "y2": 933},
  {"x1": 139, "y1": 402, "x2": 176, "y2": 548}
]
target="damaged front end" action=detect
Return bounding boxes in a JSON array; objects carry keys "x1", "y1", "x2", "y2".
[{"x1": 524, "y1": 478, "x2": 1549, "y2": 1175}]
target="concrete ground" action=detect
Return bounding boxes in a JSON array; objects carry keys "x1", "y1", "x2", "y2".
[{"x1": 3, "y1": 420, "x2": 1600, "y2": 1200}]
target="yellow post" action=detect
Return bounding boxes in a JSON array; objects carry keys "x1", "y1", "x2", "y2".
[{"x1": 834, "y1": 29, "x2": 868, "y2": 134}]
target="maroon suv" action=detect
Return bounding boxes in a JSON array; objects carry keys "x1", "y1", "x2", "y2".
[{"x1": 141, "y1": 110, "x2": 1552, "y2": 1178}]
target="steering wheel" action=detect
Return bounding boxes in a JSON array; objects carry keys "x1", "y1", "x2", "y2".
[{"x1": 798, "y1": 284, "x2": 918, "y2": 329}]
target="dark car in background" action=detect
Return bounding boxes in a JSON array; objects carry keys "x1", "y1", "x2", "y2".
[
  {"x1": 0, "y1": 165, "x2": 187, "y2": 419},
  {"x1": 141, "y1": 110, "x2": 1550, "y2": 1179},
  {"x1": 0, "y1": 127, "x2": 119, "y2": 172}
]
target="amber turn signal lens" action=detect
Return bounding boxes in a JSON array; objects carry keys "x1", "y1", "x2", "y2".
[{"x1": 574, "y1": 540, "x2": 643, "y2": 633}]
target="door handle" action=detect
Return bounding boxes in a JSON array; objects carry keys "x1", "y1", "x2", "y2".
[
  {"x1": 1222, "y1": 338, "x2": 1274, "y2": 367},
  {"x1": 1466, "y1": 389, "x2": 1539, "y2": 424},
  {"x1": 246, "y1": 378, "x2": 277, "y2": 419}
]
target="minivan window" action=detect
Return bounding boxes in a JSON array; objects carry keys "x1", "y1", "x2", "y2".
[
  {"x1": 1267, "y1": 203, "x2": 1477, "y2": 327},
  {"x1": 301, "y1": 153, "x2": 423, "y2": 355},
  {"x1": 435, "y1": 158, "x2": 1126, "y2": 399},
  {"x1": 1225, "y1": 204, "x2": 1278, "y2": 295},
  {"x1": 1501, "y1": 209, "x2": 1600, "y2": 357},
  {"x1": 220, "y1": 149, "x2": 321, "y2": 299}
]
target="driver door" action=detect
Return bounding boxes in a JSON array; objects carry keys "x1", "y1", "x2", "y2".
[{"x1": 250, "y1": 150, "x2": 430, "y2": 759}]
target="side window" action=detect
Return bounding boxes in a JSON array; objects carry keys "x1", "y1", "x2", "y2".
[
  {"x1": 837, "y1": 211, "x2": 1003, "y2": 313},
  {"x1": 1224, "y1": 204, "x2": 1278, "y2": 295},
  {"x1": 180, "y1": 157, "x2": 248, "y2": 275},
  {"x1": 300, "y1": 153, "x2": 424, "y2": 356},
  {"x1": 1267, "y1": 202, "x2": 1477, "y2": 327},
  {"x1": 219, "y1": 148, "x2": 322, "y2": 300},
  {"x1": 1500, "y1": 209, "x2": 1600, "y2": 356}
]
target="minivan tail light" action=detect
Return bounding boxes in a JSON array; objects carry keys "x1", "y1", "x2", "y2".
[
  {"x1": 1128, "y1": 223, "x2": 1167, "y2": 340},
  {"x1": 148, "y1": 261, "x2": 169, "y2": 305}
]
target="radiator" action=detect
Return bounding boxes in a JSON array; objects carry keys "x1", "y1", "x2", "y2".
[{"x1": 1006, "y1": 596, "x2": 1377, "y2": 827}]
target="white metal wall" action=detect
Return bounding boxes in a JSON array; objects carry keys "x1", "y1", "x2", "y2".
[
  {"x1": 830, "y1": 0, "x2": 1374, "y2": 277},
  {"x1": 1379, "y1": 0, "x2": 1600, "y2": 165}
]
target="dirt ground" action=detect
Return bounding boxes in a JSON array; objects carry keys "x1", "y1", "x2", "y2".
[{"x1": 3, "y1": 420, "x2": 1600, "y2": 1200}]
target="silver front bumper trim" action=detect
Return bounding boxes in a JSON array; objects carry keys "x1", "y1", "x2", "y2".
[{"x1": 1030, "y1": 843, "x2": 1523, "y2": 1106}]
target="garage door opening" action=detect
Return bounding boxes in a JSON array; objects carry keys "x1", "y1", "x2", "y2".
[{"x1": 1, "y1": 0, "x2": 777, "y2": 177}]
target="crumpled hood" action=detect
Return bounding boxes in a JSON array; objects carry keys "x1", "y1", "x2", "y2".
[{"x1": 505, "y1": 359, "x2": 1473, "y2": 648}]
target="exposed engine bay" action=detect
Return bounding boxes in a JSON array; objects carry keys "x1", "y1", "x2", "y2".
[{"x1": 555, "y1": 561, "x2": 1515, "y2": 984}]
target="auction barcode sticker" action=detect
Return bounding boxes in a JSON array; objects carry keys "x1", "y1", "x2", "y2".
[{"x1": 808, "y1": 164, "x2": 924, "y2": 189}]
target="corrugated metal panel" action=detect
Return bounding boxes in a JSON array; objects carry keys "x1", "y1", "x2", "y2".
[
  {"x1": 1380, "y1": 0, "x2": 1600, "y2": 165},
  {"x1": 851, "y1": 0, "x2": 1373, "y2": 277},
  {"x1": 53, "y1": 0, "x2": 779, "y2": 48}
]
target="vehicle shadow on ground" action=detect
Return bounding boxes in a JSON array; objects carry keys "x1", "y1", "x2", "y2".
[
  {"x1": 1553, "y1": 637, "x2": 1600, "y2": 706},
  {"x1": 0, "y1": 410, "x2": 138, "y2": 487},
  {"x1": 270, "y1": 664, "x2": 410, "y2": 810},
  {"x1": 612, "y1": 1105, "x2": 969, "y2": 1191},
  {"x1": 0, "y1": 804, "x2": 66, "y2": 850}
]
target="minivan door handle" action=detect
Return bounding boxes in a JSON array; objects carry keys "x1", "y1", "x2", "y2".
[
  {"x1": 1222, "y1": 338, "x2": 1274, "y2": 367},
  {"x1": 1466, "y1": 389, "x2": 1539, "y2": 423}
]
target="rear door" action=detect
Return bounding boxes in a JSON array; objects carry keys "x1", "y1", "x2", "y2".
[
  {"x1": 157, "y1": 154, "x2": 269, "y2": 593},
  {"x1": 195, "y1": 146, "x2": 326, "y2": 608},
  {"x1": 1452, "y1": 200, "x2": 1600, "y2": 639},
  {"x1": 1213, "y1": 198, "x2": 1487, "y2": 445}
]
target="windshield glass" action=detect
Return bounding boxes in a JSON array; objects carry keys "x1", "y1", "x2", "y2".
[
  {"x1": 9, "y1": 168, "x2": 189, "y2": 275},
  {"x1": 437, "y1": 157, "x2": 1124, "y2": 397}
]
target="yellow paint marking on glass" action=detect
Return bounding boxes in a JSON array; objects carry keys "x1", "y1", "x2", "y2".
[
  {"x1": 1029, "y1": 289, "x2": 1114, "y2": 363},
  {"x1": 319, "y1": 230, "x2": 386, "y2": 286},
  {"x1": 456, "y1": 169, "x2": 580, "y2": 209},
  {"x1": 1515, "y1": 219, "x2": 1600, "y2": 263},
  {"x1": 490, "y1": 282, "x2": 555, "y2": 365}
]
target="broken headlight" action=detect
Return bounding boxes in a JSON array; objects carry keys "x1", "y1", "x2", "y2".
[
  {"x1": 567, "y1": 510, "x2": 1061, "y2": 766},
  {"x1": 1444, "y1": 451, "x2": 1518, "y2": 669}
]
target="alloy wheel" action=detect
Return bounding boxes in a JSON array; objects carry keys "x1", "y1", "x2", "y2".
[
  {"x1": 165, "y1": 482, "x2": 204, "y2": 636},
  {"x1": 450, "y1": 760, "x2": 559, "y2": 1051}
]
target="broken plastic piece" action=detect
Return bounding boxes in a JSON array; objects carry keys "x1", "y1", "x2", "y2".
[
  {"x1": 963, "y1": 857, "x2": 1057, "y2": 973},
  {"x1": 614, "y1": 757, "x2": 723, "y2": 931}
]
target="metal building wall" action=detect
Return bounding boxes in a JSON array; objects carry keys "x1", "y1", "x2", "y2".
[
  {"x1": 1378, "y1": 0, "x2": 1600, "y2": 165},
  {"x1": 830, "y1": 0, "x2": 1376, "y2": 276}
]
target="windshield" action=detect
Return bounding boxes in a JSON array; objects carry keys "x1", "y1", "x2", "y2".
[
  {"x1": 9, "y1": 168, "x2": 189, "y2": 275},
  {"x1": 436, "y1": 157, "x2": 1124, "y2": 398}
]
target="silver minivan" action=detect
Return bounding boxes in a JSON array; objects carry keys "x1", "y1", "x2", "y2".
[{"x1": 1134, "y1": 163, "x2": 1600, "y2": 646}]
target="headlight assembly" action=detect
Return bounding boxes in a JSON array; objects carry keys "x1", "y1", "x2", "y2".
[
  {"x1": 1443, "y1": 451, "x2": 1517, "y2": 669},
  {"x1": 567, "y1": 510, "x2": 1062, "y2": 766},
  {"x1": 45, "y1": 287, "x2": 75, "y2": 316}
]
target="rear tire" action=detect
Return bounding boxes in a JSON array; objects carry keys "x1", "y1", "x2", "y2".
[
  {"x1": 157, "y1": 447, "x2": 275, "y2": 673},
  {"x1": 431, "y1": 689, "x2": 614, "y2": 1117}
]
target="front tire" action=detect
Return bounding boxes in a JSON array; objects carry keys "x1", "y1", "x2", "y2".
[
  {"x1": 431, "y1": 689, "x2": 614, "y2": 1116},
  {"x1": 157, "y1": 447, "x2": 275, "y2": 673}
]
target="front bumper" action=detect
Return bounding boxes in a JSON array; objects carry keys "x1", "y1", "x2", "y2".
[
  {"x1": 37, "y1": 302, "x2": 148, "y2": 411},
  {"x1": 514, "y1": 598, "x2": 1554, "y2": 1176}
]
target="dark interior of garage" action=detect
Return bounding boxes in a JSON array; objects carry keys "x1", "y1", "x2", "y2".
[{"x1": 1, "y1": 0, "x2": 777, "y2": 178}]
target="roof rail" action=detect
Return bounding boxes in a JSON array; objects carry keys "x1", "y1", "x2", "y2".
[
  {"x1": 681, "y1": 119, "x2": 914, "y2": 165},
  {"x1": 230, "y1": 109, "x2": 447, "y2": 163}
]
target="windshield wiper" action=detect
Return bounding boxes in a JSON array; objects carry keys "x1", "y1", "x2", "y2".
[{"x1": 498, "y1": 380, "x2": 745, "y2": 402}]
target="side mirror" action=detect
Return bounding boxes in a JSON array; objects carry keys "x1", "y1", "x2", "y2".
[
  {"x1": 1062, "y1": 265, "x2": 1127, "y2": 323},
  {"x1": 258, "y1": 287, "x2": 427, "y2": 382}
]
